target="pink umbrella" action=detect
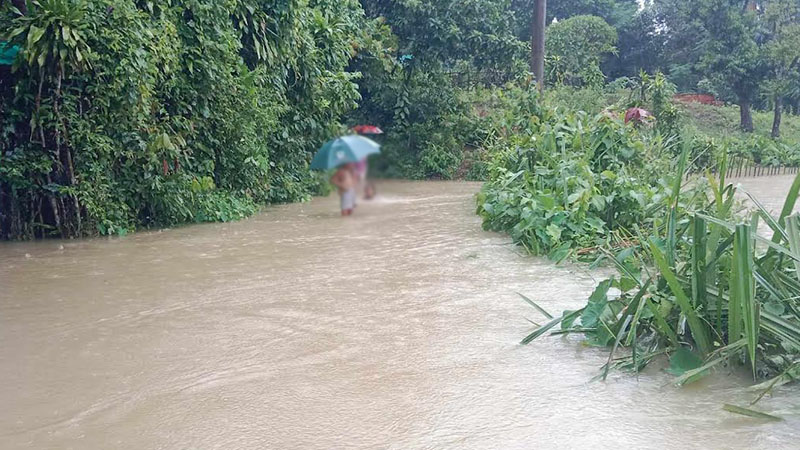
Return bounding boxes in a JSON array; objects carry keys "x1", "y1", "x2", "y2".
[{"x1": 352, "y1": 125, "x2": 384, "y2": 135}]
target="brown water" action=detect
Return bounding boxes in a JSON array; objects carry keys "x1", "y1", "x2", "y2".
[
  {"x1": 733, "y1": 174, "x2": 798, "y2": 214},
  {"x1": 1, "y1": 180, "x2": 798, "y2": 449}
]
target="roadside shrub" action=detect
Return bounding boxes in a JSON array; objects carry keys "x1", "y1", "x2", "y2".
[
  {"x1": 477, "y1": 107, "x2": 668, "y2": 259},
  {"x1": 521, "y1": 152, "x2": 800, "y2": 391}
]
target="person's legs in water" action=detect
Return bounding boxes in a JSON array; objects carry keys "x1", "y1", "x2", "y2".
[
  {"x1": 364, "y1": 182, "x2": 376, "y2": 200},
  {"x1": 341, "y1": 187, "x2": 356, "y2": 216}
]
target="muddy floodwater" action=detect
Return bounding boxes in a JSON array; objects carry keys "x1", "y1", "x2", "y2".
[{"x1": 1, "y1": 180, "x2": 799, "y2": 449}]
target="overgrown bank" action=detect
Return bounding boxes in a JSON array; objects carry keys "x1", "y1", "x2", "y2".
[
  {"x1": 477, "y1": 92, "x2": 800, "y2": 399},
  {"x1": 0, "y1": 0, "x2": 529, "y2": 239},
  {"x1": 1, "y1": 1, "x2": 363, "y2": 239}
]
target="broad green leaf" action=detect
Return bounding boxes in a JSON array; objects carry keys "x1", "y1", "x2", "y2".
[
  {"x1": 581, "y1": 280, "x2": 611, "y2": 328},
  {"x1": 649, "y1": 239, "x2": 712, "y2": 355},
  {"x1": 27, "y1": 25, "x2": 45, "y2": 47},
  {"x1": 667, "y1": 347, "x2": 704, "y2": 376},
  {"x1": 561, "y1": 309, "x2": 583, "y2": 330}
]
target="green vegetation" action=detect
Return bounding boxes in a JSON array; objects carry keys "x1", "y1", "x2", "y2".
[
  {"x1": 545, "y1": 15, "x2": 618, "y2": 87},
  {"x1": 541, "y1": 80, "x2": 800, "y2": 169},
  {"x1": 350, "y1": 1, "x2": 526, "y2": 181},
  {"x1": 476, "y1": 85, "x2": 800, "y2": 395},
  {"x1": 477, "y1": 97, "x2": 667, "y2": 258},
  {"x1": 1, "y1": 0, "x2": 364, "y2": 239},
  {"x1": 4, "y1": 1, "x2": 800, "y2": 239},
  {"x1": 681, "y1": 102, "x2": 800, "y2": 144},
  {"x1": 519, "y1": 152, "x2": 800, "y2": 392}
]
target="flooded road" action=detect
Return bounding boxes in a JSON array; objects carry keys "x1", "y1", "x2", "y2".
[
  {"x1": 1, "y1": 180, "x2": 798, "y2": 449},
  {"x1": 733, "y1": 174, "x2": 798, "y2": 214}
]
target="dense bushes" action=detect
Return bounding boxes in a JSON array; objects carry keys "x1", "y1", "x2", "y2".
[
  {"x1": 542, "y1": 75, "x2": 800, "y2": 172},
  {"x1": 477, "y1": 100, "x2": 669, "y2": 258},
  {"x1": 521, "y1": 149, "x2": 800, "y2": 391},
  {"x1": 479, "y1": 91, "x2": 800, "y2": 392},
  {"x1": 685, "y1": 134, "x2": 800, "y2": 173},
  {"x1": 0, "y1": 0, "x2": 362, "y2": 239}
]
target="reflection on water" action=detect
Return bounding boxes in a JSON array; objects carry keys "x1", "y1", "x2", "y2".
[{"x1": 1, "y1": 180, "x2": 798, "y2": 449}]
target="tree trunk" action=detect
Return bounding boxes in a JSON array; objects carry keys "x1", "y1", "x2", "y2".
[
  {"x1": 772, "y1": 96, "x2": 782, "y2": 138},
  {"x1": 531, "y1": 0, "x2": 546, "y2": 93},
  {"x1": 738, "y1": 96, "x2": 754, "y2": 132}
]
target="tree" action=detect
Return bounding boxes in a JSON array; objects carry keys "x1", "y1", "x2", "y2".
[
  {"x1": 762, "y1": 0, "x2": 800, "y2": 137},
  {"x1": 604, "y1": 4, "x2": 669, "y2": 80},
  {"x1": 511, "y1": 0, "x2": 638, "y2": 40},
  {"x1": 700, "y1": 2, "x2": 767, "y2": 132},
  {"x1": 1, "y1": 0, "x2": 366, "y2": 239},
  {"x1": 360, "y1": 0, "x2": 524, "y2": 73},
  {"x1": 546, "y1": 15, "x2": 618, "y2": 87},
  {"x1": 656, "y1": 0, "x2": 768, "y2": 132}
]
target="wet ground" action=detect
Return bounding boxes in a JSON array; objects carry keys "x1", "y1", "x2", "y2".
[{"x1": 1, "y1": 180, "x2": 798, "y2": 449}]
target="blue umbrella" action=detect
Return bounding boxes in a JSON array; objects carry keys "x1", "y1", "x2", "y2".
[{"x1": 310, "y1": 135, "x2": 381, "y2": 170}]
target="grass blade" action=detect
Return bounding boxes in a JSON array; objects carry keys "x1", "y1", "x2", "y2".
[
  {"x1": 649, "y1": 239, "x2": 712, "y2": 355},
  {"x1": 742, "y1": 188, "x2": 788, "y2": 242},
  {"x1": 732, "y1": 224, "x2": 759, "y2": 378},
  {"x1": 674, "y1": 339, "x2": 747, "y2": 386},
  {"x1": 696, "y1": 213, "x2": 800, "y2": 262},
  {"x1": 760, "y1": 310, "x2": 800, "y2": 345},
  {"x1": 667, "y1": 143, "x2": 689, "y2": 266},
  {"x1": 647, "y1": 298, "x2": 680, "y2": 348},
  {"x1": 624, "y1": 279, "x2": 652, "y2": 346},
  {"x1": 722, "y1": 404, "x2": 783, "y2": 421},
  {"x1": 602, "y1": 315, "x2": 632, "y2": 381},
  {"x1": 517, "y1": 292, "x2": 554, "y2": 319},
  {"x1": 520, "y1": 315, "x2": 563, "y2": 345},
  {"x1": 749, "y1": 362, "x2": 800, "y2": 403},
  {"x1": 750, "y1": 362, "x2": 800, "y2": 405},
  {"x1": 785, "y1": 215, "x2": 800, "y2": 284},
  {"x1": 692, "y1": 216, "x2": 707, "y2": 311},
  {"x1": 776, "y1": 171, "x2": 800, "y2": 230}
]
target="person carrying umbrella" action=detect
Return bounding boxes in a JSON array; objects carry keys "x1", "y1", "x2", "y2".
[
  {"x1": 351, "y1": 125, "x2": 383, "y2": 200},
  {"x1": 331, "y1": 163, "x2": 358, "y2": 216},
  {"x1": 310, "y1": 135, "x2": 381, "y2": 216}
]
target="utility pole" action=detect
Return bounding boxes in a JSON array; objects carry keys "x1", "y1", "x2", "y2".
[{"x1": 531, "y1": 0, "x2": 546, "y2": 93}]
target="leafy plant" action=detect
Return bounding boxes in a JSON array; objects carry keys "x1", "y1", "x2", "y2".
[
  {"x1": 520, "y1": 153, "x2": 800, "y2": 389},
  {"x1": 0, "y1": 0, "x2": 363, "y2": 239},
  {"x1": 477, "y1": 105, "x2": 667, "y2": 259}
]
